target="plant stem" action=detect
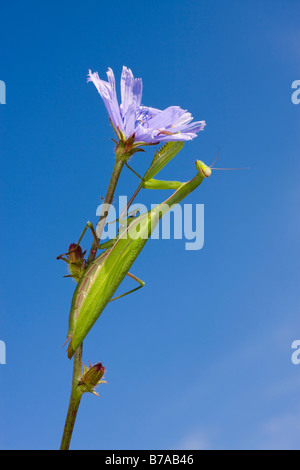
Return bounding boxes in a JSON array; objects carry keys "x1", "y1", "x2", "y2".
[
  {"x1": 88, "y1": 156, "x2": 125, "y2": 263},
  {"x1": 60, "y1": 343, "x2": 83, "y2": 450},
  {"x1": 60, "y1": 154, "x2": 125, "y2": 450}
]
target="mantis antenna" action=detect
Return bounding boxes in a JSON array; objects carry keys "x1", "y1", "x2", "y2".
[
  {"x1": 211, "y1": 167, "x2": 250, "y2": 170},
  {"x1": 209, "y1": 148, "x2": 249, "y2": 171},
  {"x1": 209, "y1": 148, "x2": 220, "y2": 168}
]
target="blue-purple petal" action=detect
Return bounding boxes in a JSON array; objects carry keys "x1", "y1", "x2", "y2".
[
  {"x1": 88, "y1": 69, "x2": 124, "y2": 132},
  {"x1": 147, "y1": 106, "x2": 186, "y2": 130},
  {"x1": 88, "y1": 66, "x2": 205, "y2": 145},
  {"x1": 120, "y1": 67, "x2": 143, "y2": 118}
]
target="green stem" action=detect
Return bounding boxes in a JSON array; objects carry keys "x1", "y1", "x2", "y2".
[
  {"x1": 88, "y1": 156, "x2": 125, "y2": 263},
  {"x1": 60, "y1": 154, "x2": 126, "y2": 450},
  {"x1": 60, "y1": 343, "x2": 83, "y2": 450}
]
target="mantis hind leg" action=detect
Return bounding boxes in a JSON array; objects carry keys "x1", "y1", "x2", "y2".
[{"x1": 109, "y1": 272, "x2": 145, "y2": 302}]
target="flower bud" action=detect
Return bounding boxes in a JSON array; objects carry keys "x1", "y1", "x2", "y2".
[
  {"x1": 68, "y1": 243, "x2": 86, "y2": 281},
  {"x1": 78, "y1": 362, "x2": 106, "y2": 396},
  {"x1": 68, "y1": 243, "x2": 84, "y2": 263}
]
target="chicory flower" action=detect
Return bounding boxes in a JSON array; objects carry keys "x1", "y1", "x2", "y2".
[{"x1": 88, "y1": 66, "x2": 206, "y2": 146}]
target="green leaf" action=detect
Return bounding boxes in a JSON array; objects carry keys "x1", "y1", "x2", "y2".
[
  {"x1": 143, "y1": 142, "x2": 184, "y2": 181},
  {"x1": 143, "y1": 178, "x2": 182, "y2": 190}
]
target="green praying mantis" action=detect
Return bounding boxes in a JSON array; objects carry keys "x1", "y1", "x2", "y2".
[{"x1": 58, "y1": 142, "x2": 212, "y2": 358}]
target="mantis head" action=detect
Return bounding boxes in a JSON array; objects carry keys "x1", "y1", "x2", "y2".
[{"x1": 196, "y1": 160, "x2": 212, "y2": 178}]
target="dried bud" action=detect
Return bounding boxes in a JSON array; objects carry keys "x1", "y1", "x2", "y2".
[
  {"x1": 78, "y1": 362, "x2": 106, "y2": 396},
  {"x1": 68, "y1": 243, "x2": 86, "y2": 281},
  {"x1": 68, "y1": 243, "x2": 84, "y2": 263}
]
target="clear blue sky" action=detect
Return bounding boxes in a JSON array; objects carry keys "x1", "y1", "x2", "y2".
[{"x1": 0, "y1": 0, "x2": 299, "y2": 450}]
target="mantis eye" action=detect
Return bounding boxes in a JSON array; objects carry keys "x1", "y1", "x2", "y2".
[
  {"x1": 195, "y1": 160, "x2": 212, "y2": 178},
  {"x1": 202, "y1": 166, "x2": 212, "y2": 177}
]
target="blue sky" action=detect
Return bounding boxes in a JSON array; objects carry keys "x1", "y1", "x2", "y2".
[{"x1": 0, "y1": 0, "x2": 299, "y2": 450}]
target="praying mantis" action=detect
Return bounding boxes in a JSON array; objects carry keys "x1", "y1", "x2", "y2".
[{"x1": 58, "y1": 142, "x2": 212, "y2": 358}]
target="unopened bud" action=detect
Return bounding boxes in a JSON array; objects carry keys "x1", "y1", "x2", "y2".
[
  {"x1": 78, "y1": 362, "x2": 106, "y2": 396},
  {"x1": 68, "y1": 243, "x2": 84, "y2": 264},
  {"x1": 68, "y1": 243, "x2": 86, "y2": 281}
]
